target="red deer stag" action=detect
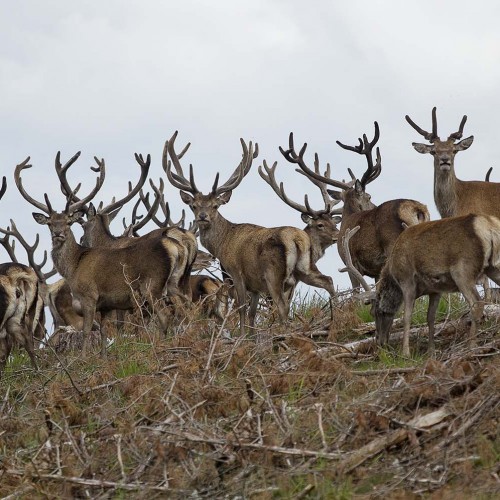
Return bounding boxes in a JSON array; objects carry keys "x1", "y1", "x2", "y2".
[
  {"x1": 372, "y1": 214, "x2": 500, "y2": 357},
  {"x1": 258, "y1": 150, "x2": 342, "y2": 265},
  {"x1": 16, "y1": 154, "x2": 185, "y2": 355},
  {"x1": 0, "y1": 220, "x2": 84, "y2": 331},
  {"x1": 406, "y1": 107, "x2": 500, "y2": 219},
  {"x1": 287, "y1": 125, "x2": 430, "y2": 289},
  {"x1": 164, "y1": 131, "x2": 337, "y2": 336},
  {"x1": 0, "y1": 178, "x2": 44, "y2": 376},
  {"x1": 57, "y1": 155, "x2": 197, "y2": 300},
  {"x1": 136, "y1": 189, "x2": 228, "y2": 319}
]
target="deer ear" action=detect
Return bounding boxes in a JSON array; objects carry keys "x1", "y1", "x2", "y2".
[
  {"x1": 412, "y1": 142, "x2": 434, "y2": 154},
  {"x1": 327, "y1": 189, "x2": 343, "y2": 201},
  {"x1": 455, "y1": 135, "x2": 474, "y2": 151},
  {"x1": 332, "y1": 216, "x2": 342, "y2": 225},
  {"x1": 354, "y1": 180, "x2": 364, "y2": 194},
  {"x1": 69, "y1": 210, "x2": 86, "y2": 225},
  {"x1": 32, "y1": 212, "x2": 49, "y2": 225},
  {"x1": 87, "y1": 203, "x2": 97, "y2": 217},
  {"x1": 301, "y1": 213, "x2": 312, "y2": 225},
  {"x1": 218, "y1": 191, "x2": 232, "y2": 205},
  {"x1": 179, "y1": 191, "x2": 194, "y2": 205}
]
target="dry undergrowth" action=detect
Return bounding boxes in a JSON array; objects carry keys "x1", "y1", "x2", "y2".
[{"x1": 0, "y1": 294, "x2": 499, "y2": 499}]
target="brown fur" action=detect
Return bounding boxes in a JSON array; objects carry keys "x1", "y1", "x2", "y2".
[
  {"x1": 40, "y1": 278, "x2": 84, "y2": 331},
  {"x1": 33, "y1": 209, "x2": 184, "y2": 354},
  {"x1": 373, "y1": 214, "x2": 500, "y2": 356},
  {"x1": 408, "y1": 108, "x2": 500, "y2": 219},
  {"x1": 338, "y1": 197, "x2": 430, "y2": 286},
  {"x1": 165, "y1": 132, "x2": 336, "y2": 335},
  {"x1": 80, "y1": 205, "x2": 197, "y2": 298},
  {"x1": 189, "y1": 275, "x2": 227, "y2": 320},
  {"x1": 0, "y1": 263, "x2": 43, "y2": 375}
]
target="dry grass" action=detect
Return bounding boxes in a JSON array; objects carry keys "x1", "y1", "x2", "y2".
[{"x1": 1, "y1": 294, "x2": 499, "y2": 499}]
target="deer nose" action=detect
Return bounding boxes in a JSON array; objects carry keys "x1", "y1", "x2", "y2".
[{"x1": 198, "y1": 212, "x2": 208, "y2": 221}]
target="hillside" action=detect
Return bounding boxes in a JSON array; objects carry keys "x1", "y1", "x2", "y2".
[{"x1": 0, "y1": 293, "x2": 499, "y2": 499}]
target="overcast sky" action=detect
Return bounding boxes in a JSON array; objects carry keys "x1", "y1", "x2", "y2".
[{"x1": 1, "y1": 1, "x2": 500, "y2": 293}]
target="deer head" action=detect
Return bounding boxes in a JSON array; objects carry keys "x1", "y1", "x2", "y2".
[
  {"x1": 13, "y1": 154, "x2": 104, "y2": 247},
  {"x1": 259, "y1": 138, "x2": 342, "y2": 253},
  {"x1": 163, "y1": 131, "x2": 258, "y2": 227},
  {"x1": 287, "y1": 123, "x2": 381, "y2": 217},
  {"x1": 406, "y1": 107, "x2": 474, "y2": 173}
]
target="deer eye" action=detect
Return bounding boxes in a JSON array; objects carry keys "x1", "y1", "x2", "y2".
[{"x1": 317, "y1": 223, "x2": 324, "y2": 229}]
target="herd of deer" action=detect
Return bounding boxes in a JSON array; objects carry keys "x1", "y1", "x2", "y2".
[{"x1": 1, "y1": 107, "x2": 500, "y2": 376}]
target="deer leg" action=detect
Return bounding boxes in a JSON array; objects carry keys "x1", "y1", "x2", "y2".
[
  {"x1": 427, "y1": 293, "x2": 441, "y2": 356},
  {"x1": 458, "y1": 285, "x2": 483, "y2": 348},
  {"x1": 80, "y1": 298, "x2": 97, "y2": 355},
  {"x1": 296, "y1": 268, "x2": 336, "y2": 319},
  {"x1": 402, "y1": 290, "x2": 416, "y2": 358},
  {"x1": 6, "y1": 317, "x2": 38, "y2": 371},
  {"x1": 233, "y1": 278, "x2": 248, "y2": 337},
  {"x1": 99, "y1": 310, "x2": 114, "y2": 358},
  {"x1": 0, "y1": 337, "x2": 12, "y2": 377}
]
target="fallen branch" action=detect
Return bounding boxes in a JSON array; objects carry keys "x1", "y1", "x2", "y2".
[
  {"x1": 81, "y1": 364, "x2": 179, "y2": 394},
  {"x1": 336, "y1": 408, "x2": 450, "y2": 474},
  {"x1": 3, "y1": 469, "x2": 187, "y2": 493}
]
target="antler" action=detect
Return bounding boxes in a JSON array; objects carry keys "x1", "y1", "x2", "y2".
[
  {"x1": 164, "y1": 131, "x2": 258, "y2": 196},
  {"x1": 16, "y1": 153, "x2": 105, "y2": 214},
  {"x1": 336, "y1": 121, "x2": 382, "y2": 188},
  {"x1": 0, "y1": 219, "x2": 57, "y2": 281},
  {"x1": 405, "y1": 106, "x2": 439, "y2": 142},
  {"x1": 139, "y1": 178, "x2": 186, "y2": 228},
  {"x1": 280, "y1": 132, "x2": 351, "y2": 192},
  {"x1": 15, "y1": 158, "x2": 52, "y2": 213},
  {"x1": 338, "y1": 226, "x2": 372, "y2": 293},
  {"x1": 448, "y1": 114, "x2": 468, "y2": 141},
  {"x1": 0, "y1": 177, "x2": 6, "y2": 200},
  {"x1": 258, "y1": 159, "x2": 341, "y2": 217},
  {"x1": 99, "y1": 153, "x2": 151, "y2": 214}
]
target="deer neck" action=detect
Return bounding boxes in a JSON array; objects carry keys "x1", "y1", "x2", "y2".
[
  {"x1": 197, "y1": 212, "x2": 233, "y2": 259},
  {"x1": 304, "y1": 226, "x2": 326, "y2": 263},
  {"x1": 434, "y1": 166, "x2": 458, "y2": 218},
  {"x1": 51, "y1": 230, "x2": 86, "y2": 281},
  {"x1": 87, "y1": 216, "x2": 116, "y2": 246}
]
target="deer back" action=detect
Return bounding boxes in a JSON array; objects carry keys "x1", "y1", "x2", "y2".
[{"x1": 338, "y1": 199, "x2": 430, "y2": 279}]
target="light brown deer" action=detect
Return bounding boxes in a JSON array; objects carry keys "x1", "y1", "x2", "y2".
[
  {"x1": 57, "y1": 154, "x2": 196, "y2": 301},
  {"x1": 286, "y1": 125, "x2": 430, "y2": 289},
  {"x1": 16, "y1": 154, "x2": 185, "y2": 355},
  {"x1": 372, "y1": 214, "x2": 500, "y2": 357},
  {"x1": 0, "y1": 219, "x2": 84, "y2": 331},
  {"x1": 258, "y1": 147, "x2": 342, "y2": 265},
  {"x1": 164, "y1": 131, "x2": 337, "y2": 336},
  {"x1": 405, "y1": 107, "x2": 500, "y2": 219},
  {"x1": 0, "y1": 178, "x2": 44, "y2": 376}
]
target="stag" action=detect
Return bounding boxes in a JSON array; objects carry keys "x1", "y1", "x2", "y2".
[
  {"x1": 284, "y1": 125, "x2": 429, "y2": 289},
  {"x1": 164, "y1": 131, "x2": 337, "y2": 336},
  {"x1": 0, "y1": 178, "x2": 44, "y2": 375},
  {"x1": 16, "y1": 153, "x2": 184, "y2": 355},
  {"x1": 57, "y1": 155, "x2": 197, "y2": 300},
  {"x1": 0, "y1": 220, "x2": 83, "y2": 331},
  {"x1": 372, "y1": 214, "x2": 500, "y2": 357},
  {"x1": 405, "y1": 107, "x2": 500, "y2": 219},
  {"x1": 258, "y1": 152, "x2": 342, "y2": 265}
]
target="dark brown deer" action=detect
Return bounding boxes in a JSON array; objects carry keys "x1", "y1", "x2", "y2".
[
  {"x1": 16, "y1": 154, "x2": 185, "y2": 355},
  {"x1": 164, "y1": 131, "x2": 337, "y2": 336},
  {"x1": 258, "y1": 151, "x2": 342, "y2": 265},
  {"x1": 0, "y1": 178, "x2": 44, "y2": 376},
  {"x1": 372, "y1": 214, "x2": 500, "y2": 357},
  {"x1": 288, "y1": 124, "x2": 430, "y2": 289},
  {"x1": 405, "y1": 107, "x2": 500, "y2": 219}
]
